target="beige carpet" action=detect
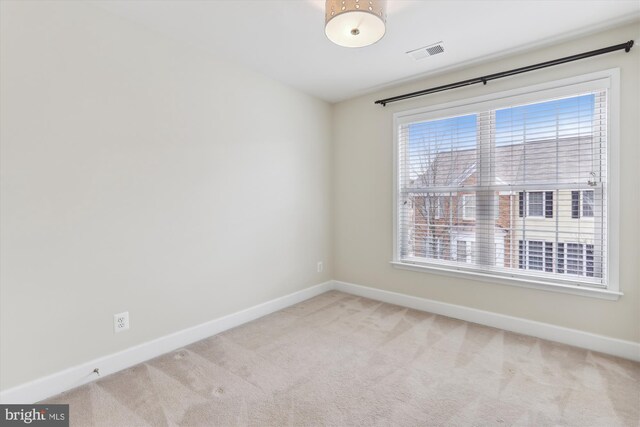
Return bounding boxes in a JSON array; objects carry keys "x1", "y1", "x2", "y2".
[{"x1": 45, "y1": 291, "x2": 640, "y2": 426}]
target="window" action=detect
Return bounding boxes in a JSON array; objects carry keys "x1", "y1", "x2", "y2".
[
  {"x1": 425, "y1": 236, "x2": 444, "y2": 259},
  {"x1": 544, "y1": 242, "x2": 553, "y2": 272},
  {"x1": 421, "y1": 195, "x2": 445, "y2": 220},
  {"x1": 583, "y1": 190, "x2": 594, "y2": 217},
  {"x1": 517, "y1": 240, "x2": 594, "y2": 277},
  {"x1": 566, "y1": 243, "x2": 584, "y2": 276},
  {"x1": 526, "y1": 240, "x2": 543, "y2": 271},
  {"x1": 572, "y1": 190, "x2": 595, "y2": 218},
  {"x1": 457, "y1": 240, "x2": 470, "y2": 263},
  {"x1": 527, "y1": 192, "x2": 543, "y2": 217},
  {"x1": 393, "y1": 71, "x2": 618, "y2": 296},
  {"x1": 571, "y1": 191, "x2": 581, "y2": 219},
  {"x1": 564, "y1": 243, "x2": 595, "y2": 276},
  {"x1": 519, "y1": 191, "x2": 553, "y2": 218},
  {"x1": 434, "y1": 196, "x2": 445, "y2": 219},
  {"x1": 545, "y1": 192, "x2": 554, "y2": 218},
  {"x1": 462, "y1": 195, "x2": 475, "y2": 220}
]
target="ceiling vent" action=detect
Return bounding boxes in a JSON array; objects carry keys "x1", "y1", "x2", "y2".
[{"x1": 407, "y1": 42, "x2": 445, "y2": 61}]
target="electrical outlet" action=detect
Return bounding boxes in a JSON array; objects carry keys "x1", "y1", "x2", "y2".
[
  {"x1": 317, "y1": 261, "x2": 323, "y2": 273},
  {"x1": 114, "y1": 312, "x2": 130, "y2": 333}
]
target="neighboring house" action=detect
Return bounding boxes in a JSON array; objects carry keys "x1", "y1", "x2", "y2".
[
  {"x1": 407, "y1": 136, "x2": 599, "y2": 279},
  {"x1": 508, "y1": 137, "x2": 601, "y2": 279},
  {"x1": 407, "y1": 145, "x2": 512, "y2": 268},
  {"x1": 515, "y1": 188, "x2": 598, "y2": 278}
]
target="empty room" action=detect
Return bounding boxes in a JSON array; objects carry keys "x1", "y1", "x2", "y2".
[{"x1": 1, "y1": 0, "x2": 639, "y2": 426}]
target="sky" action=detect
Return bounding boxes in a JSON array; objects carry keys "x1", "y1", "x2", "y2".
[{"x1": 407, "y1": 92, "x2": 597, "y2": 152}]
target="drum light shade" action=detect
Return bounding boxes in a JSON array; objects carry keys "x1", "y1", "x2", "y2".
[{"x1": 325, "y1": 0, "x2": 387, "y2": 48}]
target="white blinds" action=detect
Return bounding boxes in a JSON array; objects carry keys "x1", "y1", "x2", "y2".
[{"x1": 397, "y1": 91, "x2": 608, "y2": 288}]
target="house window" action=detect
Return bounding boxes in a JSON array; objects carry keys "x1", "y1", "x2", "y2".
[
  {"x1": 457, "y1": 240, "x2": 470, "y2": 263},
  {"x1": 519, "y1": 191, "x2": 553, "y2": 218},
  {"x1": 518, "y1": 240, "x2": 544, "y2": 271},
  {"x1": 586, "y1": 244, "x2": 594, "y2": 277},
  {"x1": 462, "y1": 195, "x2": 475, "y2": 220},
  {"x1": 583, "y1": 190, "x2": 594, "y2": 217},
  {"x1": 572, "y1": 190, "x2": 595, "y2": 218},
  {"x1": 571, "y1": 191, "x2": 581, "y2": 219},
  {"x1": 544, "y1": 242, "x2": 554, "y2": 272},
  {"x1": 394, "y1": 71, "x2": 617, "y2": 296},
  {"x1": 526, "y1": 240, "x2": 544, "y2": 271},
  {"x1": 421, "y1": 195, "x2": 446, "y2": 220},
  {"x1": 562, "y1": 243, "x2": 594, "y2": 276},
  {"x1": 527, "y1": 192, "x2": 543, "y2": 217},
  {"x1": 434, "y1": 196, "x2": 445, "y2": 219},
  {"x1": 566, "y1": 243, "x2": 584, "y2": 275},
  {"x1": 517, "y1": 240, "x2": 595, "y2": 277},
  {"x1": 545, "y1": 191, "x2": 554, "y2": 218},
  {"x1": 425, "y1": 236, "x2": 444, "y2": 260}
]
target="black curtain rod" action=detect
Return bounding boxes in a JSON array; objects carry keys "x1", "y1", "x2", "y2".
[{"x1": 375, "y1": 40, "x2": 634, "y2": 106}]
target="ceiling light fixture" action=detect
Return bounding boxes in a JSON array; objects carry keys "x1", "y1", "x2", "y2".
[{"x1": 325, "y1": 0, "x2": 387, "y2": 48}]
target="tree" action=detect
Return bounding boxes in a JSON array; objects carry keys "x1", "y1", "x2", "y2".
[{"x1": 407, "y1": 126, "x2": 476, "y2": 261}]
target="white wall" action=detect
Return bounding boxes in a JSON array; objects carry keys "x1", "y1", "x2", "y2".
[
  {"x1": 0, "y1": 1, "x2": 332, "y2": 391},
  {"x1": 333, "y1": 22, "x2": 640, "y2": 343}
]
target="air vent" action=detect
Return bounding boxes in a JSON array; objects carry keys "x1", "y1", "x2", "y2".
[
  {"x1": 426, "y1": 45, "x2": 444, "y2": 56},
  {"x1": 407, "y1": 42, "x2": 445, "y2": 61}
]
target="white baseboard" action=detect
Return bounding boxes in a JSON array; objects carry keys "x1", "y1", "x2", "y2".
[
  {"x1": 333, "y1": 280, "x2": 640, "y2": 362},
  {"x1": 0, "y1": 281, "x2": 333, "y2": 404},
  {"x1": 3, "y1": 279, "x2": 637, "y2": 404}
]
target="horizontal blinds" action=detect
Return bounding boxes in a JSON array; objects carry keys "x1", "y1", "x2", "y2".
[{"x1": 397, "y1": 91, "x2": 607, "y2": 288}]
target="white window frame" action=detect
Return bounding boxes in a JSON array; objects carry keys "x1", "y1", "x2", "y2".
[{"x1": 391, "y1": 69, "x2": 621, "y2": 300}]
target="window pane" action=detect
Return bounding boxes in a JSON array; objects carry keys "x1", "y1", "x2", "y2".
[
  {"x1": 404, "y1": 115, "x2": 477, "y2": 184},
  {"x1": 399, "y1": 113, "x2": 477, "y2": 263},
  {"x1": 528, "y1": 241, "x2": 543, "y2": 271},
  {"x1": 566, "y1": 243, "x2": 584, "y2": 275},
  {"x1": 586, "y1": 244, "x2": 594, "y2": 277},
  {"x1": 583, "y1": 190, "x2": 594, "y2": 217},
  {"x1": 557, "y1": 243, "x2": 565, "y2": 274},
  {"x1": 462, "y1": 195, "x2": 475, "y2": 220},
  {"x1": 545, "y1": 242, "x2": 554, "y2": 272},
  {"x1": 435, "y1": 196, "x2": 445, "y2": 219},
  {"x1": 494, "y1": 94, "x2": 598, "y2": 186},
  {"x1": 457, "y1": 240, "x2": 469, "y2": 263},
  {"x1": 425, "y1": 236, "x2": 444, "y2": 260},
  {"x1": 518, "y1": 240, "x2": 524, "y2": 269},
  {"x1": 572, "y1": 191, "x2": 580, "y2": 219},
  {"x1": 528, "y1": 192, "x2": 543, "y2": 216},
  {"x1": 405, "y1": 191, "x2": 474, "y2": 262},
  {"x1": 545, "y1": 192, "x2": 553, "y2": 218}
]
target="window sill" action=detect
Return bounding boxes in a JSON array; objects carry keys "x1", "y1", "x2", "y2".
[{"x1": 390, "y1": 261, "x2": 622, "y2": 301}]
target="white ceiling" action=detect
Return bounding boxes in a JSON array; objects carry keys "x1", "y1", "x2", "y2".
[{"x1": 93, "y1": 0, "x2": 640, "y2": 103}]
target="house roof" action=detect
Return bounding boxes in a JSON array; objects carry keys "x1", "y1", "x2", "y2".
[{"x1": 408, "y1": 136, "x2": 598, "y2": 189}]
